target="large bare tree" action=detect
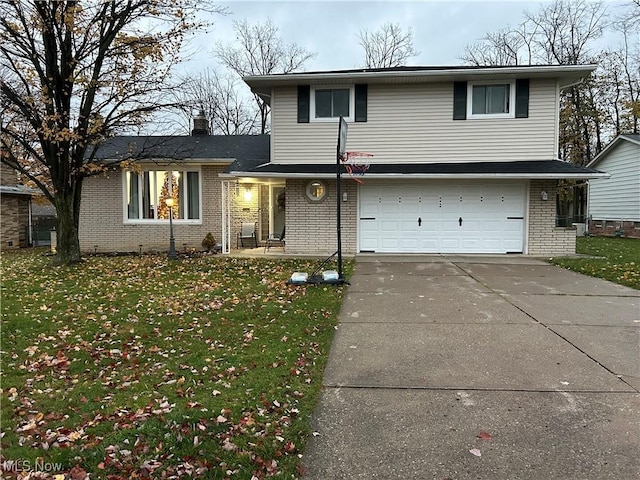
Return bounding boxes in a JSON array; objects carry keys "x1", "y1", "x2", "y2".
[
  {"x1": 359, "y1": 22, "x2": 419, "y2": 68},
  {"x1": 460, "y1": 0, "x2": 611, "y2": 165},
  {"x1": 0, "y1": 0, "x2": 224, "y2": 264},
  {"x1": 174, "y1": 69, "x2": 260, "y2": 135},
  {"x1": 215, "y1": 18, "x2": 315, "y2": 134}
]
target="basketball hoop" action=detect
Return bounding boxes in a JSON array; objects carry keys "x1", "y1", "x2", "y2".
[{"x1": 342, "y1": 151, "x2": 373, "y2": 184}]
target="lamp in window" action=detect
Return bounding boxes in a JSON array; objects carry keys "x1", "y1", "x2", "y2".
[
  {"x1": 243, "y1": 186, "x2": 253, "y2": 202},
  {"x1": 540, "y1": 191, "x2": 548, "y2": 201},
  {"x1": 165, "y1": 198, "x2": 177, "y2": 260}
]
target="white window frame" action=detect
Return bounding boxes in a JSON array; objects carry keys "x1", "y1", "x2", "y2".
[
  {"x1": 467, "y1": 80, "x2": 516, "y2": 119},
  {"x1": 123, "y1": 167, "x2": 202, "y2": 224},
  {"x1": 304, "y1": 180, "x2": 328, "y2": 202},
  {"x1": 310, "y1": 85, "x2": 354, "y2": 122}
]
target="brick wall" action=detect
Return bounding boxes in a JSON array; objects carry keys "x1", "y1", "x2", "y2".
[
  {"x1": 285, "y1": 179, "x2": 357, "y2": 255},
  {"x1": 588, "y1": 219, "x2": 640, "y2": 239},
  {"x1": 79, "y1": 166, "x2": 228, "y2": 253},
  {"x1": 528, "y1": 179, "x2": 576, "y2": 256},
  {"x1": 1, "y1": 164, "x2": 30, "y2": 249},
  {"x1": 0, "y1": 194, "x2": 30, "y2": 249}
]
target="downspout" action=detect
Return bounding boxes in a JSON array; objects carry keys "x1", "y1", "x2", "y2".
[{"x1": 28, "y1": 196, "x2": 33, "y2": 246}]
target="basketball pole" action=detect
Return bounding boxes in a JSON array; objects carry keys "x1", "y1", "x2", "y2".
[{"x1": 336, "y1": 120, "x2": 344, "y2": 282}]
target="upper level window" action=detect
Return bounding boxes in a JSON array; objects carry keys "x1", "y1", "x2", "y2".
[
  {"x1": 468, "y1": 81, "x2": 515, "y2": 118},
  {"x1": 125, "y1": 169, "x2": 201, "y2": 222},
  {"x1": 311, "y1": 86, "x2": 354, "y2": 121}
]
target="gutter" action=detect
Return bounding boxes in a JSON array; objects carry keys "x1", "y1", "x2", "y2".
[{"x1": 226, "y1": 171, "x2": 610, "y2": 180}]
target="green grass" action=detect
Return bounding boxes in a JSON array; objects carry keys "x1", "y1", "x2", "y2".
[
  {"x1": 548, "y1": 236, "x2": 640, "y2": 289},
  {"x1": 1, "y1": 249, "x2": 351, "y2": 479}
]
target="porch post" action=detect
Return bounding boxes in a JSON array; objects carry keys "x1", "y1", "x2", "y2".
[{"x1": 221, "y1": 180, "x2": 231, "y2": 254}]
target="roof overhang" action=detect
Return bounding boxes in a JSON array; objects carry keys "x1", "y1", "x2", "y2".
[
  {"x1": 227, "y1": 160, "x2": 609, "y2": 181},
  {"x1": 0, "y1": 185, "x2": 38, "y2": 196},
  {"x1": 244, "y1": 65, "x2": 598, "y2": 102},
  {"x1": 587, "y1": 134, "x2": 640, "y2": 168}
]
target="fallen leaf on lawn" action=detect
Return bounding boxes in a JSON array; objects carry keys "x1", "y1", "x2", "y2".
[
  {"x1": 477, "y1": 431, "x2": 492, "y2": 440},
  {"x1": 69, "y1": 465, "x2": 89, "y2": 480},
  {"x1": 222, "y1": 437, "x2": 237, "y2": 451},
  {"x1": 469, "y1": 448, "x2": 482, "y2": 457}
]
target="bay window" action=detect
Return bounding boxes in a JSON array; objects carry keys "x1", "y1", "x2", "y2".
[{"x1": 125, "y1": 169, "x2": 201, "y2": 221}]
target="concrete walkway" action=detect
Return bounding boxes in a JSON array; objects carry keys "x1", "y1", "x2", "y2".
[{"x1": 302, "y1": 255, "x2": 640, "y2": 480}]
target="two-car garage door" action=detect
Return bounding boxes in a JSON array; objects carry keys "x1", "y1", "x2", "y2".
[{"x1": 359, "y1": 181, "x2": 526, "y2": 254}]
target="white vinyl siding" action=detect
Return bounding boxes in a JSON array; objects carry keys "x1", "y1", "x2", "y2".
[
  {"x1": 588, "y1": 141, "x2": 640, "y2": 222},
  {"x1": 271, "y1": 78, "x2": 558, "y2": 164}
]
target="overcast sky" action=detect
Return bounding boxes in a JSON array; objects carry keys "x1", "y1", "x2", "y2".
[{"x1": 181, "y1": 0, "x2": 631, "y2": 73}]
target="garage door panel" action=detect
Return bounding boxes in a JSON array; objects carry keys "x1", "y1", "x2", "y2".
[
  {"x1": 359, "y1": 182, "x2": 525, "y2": 254},
  {"x1": 421, "y1": 220, "x2": 439, "y2": 231}
]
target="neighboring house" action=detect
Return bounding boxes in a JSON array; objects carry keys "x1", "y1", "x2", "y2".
[
  {"x1": 0, "y1": 163, "x2": 37, "y2": 249},
  {"x1": 586, "y1": 134, "x2": 640, "y2": 239},
  {"x1": 81, "y1": 65, "x2": 607, "y2": 256}
]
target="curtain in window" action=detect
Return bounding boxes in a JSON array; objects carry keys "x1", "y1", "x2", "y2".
[
  {"x1": 127, "y1": 172, "x2": 139, "y2": 219},
  {"x1": 187, "y1": 172, "x2": 199, "y2": 219}
]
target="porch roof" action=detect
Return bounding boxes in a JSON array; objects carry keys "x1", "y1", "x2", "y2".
[{"x1": 227, "y1": 160, "x2": 608, "y2": 180}]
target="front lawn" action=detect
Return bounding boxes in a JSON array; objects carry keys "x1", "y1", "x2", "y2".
[
  {"x1": 548, "y1": 236, "x2": 640, "y2": 289},
  {"x1": 1, "y1": 250, "x2": 349, "y2": 479}
]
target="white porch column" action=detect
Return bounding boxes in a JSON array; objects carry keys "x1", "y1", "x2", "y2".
[{"x1": 221, "y1": 180, "x2": 231, "y2": 254}]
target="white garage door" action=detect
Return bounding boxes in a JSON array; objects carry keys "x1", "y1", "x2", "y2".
[{"x1": 359, "y1": 182, "x2": 526, "y2": 254}]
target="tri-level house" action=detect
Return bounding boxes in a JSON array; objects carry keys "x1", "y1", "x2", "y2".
[{"x1": 79, "y1": 65, "x2": 606, "y2": 256}]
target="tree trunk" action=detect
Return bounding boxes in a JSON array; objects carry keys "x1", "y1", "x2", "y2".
[{"x1": 54, "y1": 182, "x2": 83, "y2": 264}]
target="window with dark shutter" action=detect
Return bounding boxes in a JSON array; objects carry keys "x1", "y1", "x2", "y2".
[
  {"x1": 297, "y1": 85, "x2": 310, "y2": 123},
  {"x1": 453, "y1": 81, "x2": 467, "y2": 120},
  {"x1": 355, "y1": 84, "x2": 368, "y2": 122},
  {"x1": 515, "y1": 79, "x2": 529, "y2": 118}
]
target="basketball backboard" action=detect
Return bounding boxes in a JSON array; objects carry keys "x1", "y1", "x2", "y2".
[{"x1": 337, "y1": 116, "x2": 348, "y2": 159}]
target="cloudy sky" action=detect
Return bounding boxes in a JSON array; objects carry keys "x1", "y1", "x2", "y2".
[{"x1": 182, "y1": 0, "x2": 631, "y2": 73}]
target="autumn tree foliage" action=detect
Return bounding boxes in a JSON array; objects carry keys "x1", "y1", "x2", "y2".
[
  {"x1": 214, "y1": 18, "x2": 315, "y2": 134},
  {"x1": 358, "y1": 22, "x2": 419, "y2": 69},
  {"x1": 0, "y1": 0, "x2": 223, "y2": 264}
]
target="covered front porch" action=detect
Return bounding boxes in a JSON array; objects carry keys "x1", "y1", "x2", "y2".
[{"x1": 220, "y1": 178, "x2": 286, "y2": 254}]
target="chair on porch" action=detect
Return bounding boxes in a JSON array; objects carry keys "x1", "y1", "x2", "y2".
[
  {"x1": 237, "y1": 222, "x2": 258, "y2": 248},
  {"x1": 264, "y1": 226, "x2": 285, "y2": 252}
]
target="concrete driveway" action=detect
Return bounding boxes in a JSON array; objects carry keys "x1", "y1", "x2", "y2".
[{"x1": 302, "y1": 255, "x2": 640, "y2": 480}]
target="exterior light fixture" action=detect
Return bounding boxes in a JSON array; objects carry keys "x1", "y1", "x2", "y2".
[
  {"x1": 540, "y1": 191, "x2": 548, "y2": 201},
  {"x1": 243, "y1": 186, "x2": 253, "y2": 202},
  {"x1": 342, "y1": 192, "x2": 348, "y2": 202},
  {"x1": 166, "y1": 198, "x2": 177, "y2": 259}
]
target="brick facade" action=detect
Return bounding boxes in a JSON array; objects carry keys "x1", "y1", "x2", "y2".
[
  {"x1": 285, "y1": 179, "x2": 358, "y2": 255},
  {"x1": 79, "y1": 165, "x2": 230, "y2": 253},
  {"x1": 587, "y1": 219, "x2": 640, "y2": 239},
  {"x1": 1, "y1": 194, "x2": 30, "y2": 249},
  {"x1": 1, "y1": 164, "x2": 31, "y2": 249},
  {"x1": 527, "y1": 179, "x2": 576, "y2": 256},
  {"x1": 79, "y1": 172, "x2": 578, "y2": 256}
]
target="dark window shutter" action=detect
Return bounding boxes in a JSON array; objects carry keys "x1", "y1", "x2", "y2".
[
  {"x1": 453, "y1": 81, "x2": 467, "y2": 120},
  {"x1": 355, "y1": 84, "x2": 368, "y2": 122},
  {"x1": 515, "y1": 79, "x2": 529, "y2": 118},
  {"x1": 297, "y1": 85, "x2": 310, "y2": 123}
]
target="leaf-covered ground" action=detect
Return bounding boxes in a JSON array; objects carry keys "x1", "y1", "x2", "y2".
[
  {"x1": 548, "y1": 236, "x2": 640, "y2": 289},
  {"x1": 1, "y1": 250, "x2": 350, "y2": 479}
]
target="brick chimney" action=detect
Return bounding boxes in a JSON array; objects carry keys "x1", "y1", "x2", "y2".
[{"x1": 191, "y1": 110, "x2": 210, "y2": 136}]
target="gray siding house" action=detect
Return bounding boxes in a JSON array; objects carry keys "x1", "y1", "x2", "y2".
[
  {"x1": 587, "y1": 134, "x2": 640, "y2": 238},
  {"x1": 80, "y1": 65, "x2": 606, "y2": 256}
]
